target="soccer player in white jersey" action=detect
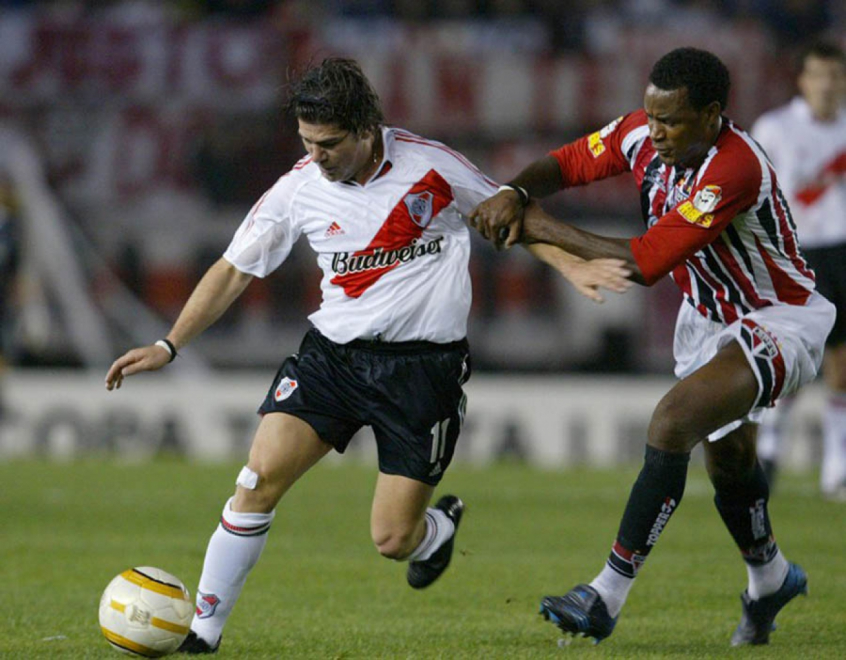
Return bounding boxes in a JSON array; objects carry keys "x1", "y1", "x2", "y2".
[
  {"x1": 751, "y1": 42, "x2": 846, "y2": 500},
  {"x1": 104, "y1": 57, "x2": 629, "y2": 654},
  {"x1": 471, "y1": 48, "x2": 836, "y2": 647}
]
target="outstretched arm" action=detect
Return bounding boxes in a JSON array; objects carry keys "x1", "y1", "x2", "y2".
[
  {"x1": 105, "y1": 258, "x2": 253, "y2": 390},
  {"x1": 526, "y1": 244, "x2": 633, "y2": 303},
  {"x1": 522, "y1": 202, "x2": 646, "y2": 285}
]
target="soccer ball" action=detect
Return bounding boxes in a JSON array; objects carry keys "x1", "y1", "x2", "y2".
[{"x1": 98, "y1": 567, "x2": 193, "y2": 657}]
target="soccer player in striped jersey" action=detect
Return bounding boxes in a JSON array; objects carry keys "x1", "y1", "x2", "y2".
[
  {"x1": 471, "y1": 47, "x2": 836, "y2": 647},
  {"x1": 104, "y1": 57, "x2": 630, "y2": 654},
  {"x1": 751, "y1": 42, "x2": 846, "y2": 500}
]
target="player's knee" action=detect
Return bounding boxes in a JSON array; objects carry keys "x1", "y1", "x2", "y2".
[
  {"x1": 372, "y1": 527, "x2": 417, "y2": 560},
  {"x1": 709, "y1": 456, "x2": 755, "y2": 492},
  {"x1": 232, "y1": 465, "x2": 280, "y2": 513},
  {"x1": 648, "y1": 394, "x2": 695, "y2": 452}
]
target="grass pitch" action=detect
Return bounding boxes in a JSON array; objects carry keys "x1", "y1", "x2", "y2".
[{"x1": 1, "y1": 459, "x2": 844, "y2": 658}]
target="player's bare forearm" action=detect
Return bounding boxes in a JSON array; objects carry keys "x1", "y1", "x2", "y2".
[
  {"x1": 167, "y1": 258, "x2": 253, "y2": 350},
  {"x1": 509, "y1": 155, "x2": 565, "y2": 198},
  {"x1": 526, "y1": 244, "x2": 633, "y2": 303},
  {"x1": 522, "y1": 204, "x2": 646, "y2": 285},
  {"x1": 105, "y1": 258, "x2": 253, "y2": 390}
]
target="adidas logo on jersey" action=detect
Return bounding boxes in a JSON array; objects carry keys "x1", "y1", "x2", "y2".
[{"x1": 324, "y1": 221, "x2": 345, "y2": 238}]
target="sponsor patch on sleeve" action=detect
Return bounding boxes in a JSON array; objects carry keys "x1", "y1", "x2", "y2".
[
  {"x1": 586, "y1": 116, "x2": 623, "y2": 158},
  {"x1": 676, "y1": 200, "x2": 714, "y2": 228}
]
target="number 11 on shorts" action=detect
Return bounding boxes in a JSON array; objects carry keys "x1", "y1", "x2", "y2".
[{"x1": 430, "y1": 419, "x2": 450, "y2": 463}]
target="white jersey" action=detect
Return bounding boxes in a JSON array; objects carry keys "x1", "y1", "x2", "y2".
[
  {"x1": 223, "y1": 126, "x2": 498, "y2": 344},
  {"x1": 751, "y1": 97, "x2": 846, "y2": 248}
]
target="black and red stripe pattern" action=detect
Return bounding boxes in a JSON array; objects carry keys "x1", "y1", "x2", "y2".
[
  {"x1": 606, "y1": 540, "x2": 645, "y2": 579},
  {"x1": 220, "y1": 515, "x2": 272, "y2": 537},
  {"x1": 738, "y1": 319, "x2": 786, "y2": 408}
]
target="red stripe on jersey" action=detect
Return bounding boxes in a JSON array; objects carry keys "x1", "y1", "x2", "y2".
[
  {"x1": 690, "y1": 254, "x2": 739, "y2": 323},
  {"x1": 711, "y1": 239, "x2": 767, "y2": 309},
  {"x1": 330, "y1": 169, "x2": 454, "y2": 298},
  {"x1": 769, "y1": 167, "x2": 815, "y2": 282},
  {"x1": 247, "y1": 187, "x2": 274, "y2": 221},
  {"x1": 753, "y1": 234, "x2": 811, "y2": 305},
  {"x1": 394, "y1": 133, "x2": 498, "y2": 186},
  {"x1": 671, "y1": 262, "x2": 693, "y2": 298},
  {"x1": 293, "y1": 156, "x2": 313, "y2": 170}
]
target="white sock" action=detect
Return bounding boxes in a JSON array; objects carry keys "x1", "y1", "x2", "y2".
[
  {"x1": 590, "y1": 564, "x2": 634, "y2": 618},
  {"x1": 820, "y1": 393, "x2": 846, "y2": 494},
  {"x1": 190, "y1": 498, "x2": 275, "y2": 644},
  {"x1": 746, "y1": 548, "x2": 789, "y2": 600},
  {"x1": 407, "y1": 508, "x2": 454, "y2": 562}
]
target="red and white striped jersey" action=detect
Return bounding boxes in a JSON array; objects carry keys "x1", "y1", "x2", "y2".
[
  {"x1": 223, "y1": 126, "x2": 498, "y2": 344},
  {"x1": 752, "y1": 97, "x2": 846, "y2": 248},
  {"x1": 550, "y1": 110, "x2": 817, "y2": 326}
]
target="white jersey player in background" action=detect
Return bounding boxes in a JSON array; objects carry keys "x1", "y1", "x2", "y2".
[
  {"x1": 752, "y1": 42, "x2": 846, "y2": 499},
  {"x1": 104, "y1": 57, "x2": 630, "y2": 654}
]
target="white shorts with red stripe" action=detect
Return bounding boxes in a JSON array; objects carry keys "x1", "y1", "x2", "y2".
[{"x1": 672, "y1": 292, "x2": 835, "y2": 441}]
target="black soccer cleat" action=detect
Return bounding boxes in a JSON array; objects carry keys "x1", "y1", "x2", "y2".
[
  {"x1": 177, "y1": 630, "x2": 220, "y2": 654},
  {"x1": 730, "y1": 562, "x2": 808, "y2": 646},
  {"x1": 407, "y1": 495, "x2": 465, "y2": 589},
  {"x1": 540, "y1": 584, "x2": 617, "y2": 644}
]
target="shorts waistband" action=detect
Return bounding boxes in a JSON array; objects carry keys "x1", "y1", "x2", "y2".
[{"x1": 311, "y1": 328, "x2": 467, "y2": 354}]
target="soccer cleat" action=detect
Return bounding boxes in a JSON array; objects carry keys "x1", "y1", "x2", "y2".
[
  {"x1": 407, "y1": 495, "x2": 465, "y2": 589},
  {"x1": 539, "y1": 584, "x2": 617, "y2": 644},
  {"x1": 177, "y1": 631, "x2": 220, "y2": 654},
  {"x1": 730, "y1": 562, "x2": 808, "y2": 646}
]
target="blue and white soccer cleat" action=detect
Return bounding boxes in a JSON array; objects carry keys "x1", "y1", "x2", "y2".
[
  {"x1": 539, "y1": 584, "x2": 617, "y2": 644},
  {"x1": 730, "y1": 562, "x2": 808, "y2": 646}
]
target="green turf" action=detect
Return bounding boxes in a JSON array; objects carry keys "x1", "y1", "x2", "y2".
[{"x1": 1, "y1": 459, "x2": 844, "y2": 658}]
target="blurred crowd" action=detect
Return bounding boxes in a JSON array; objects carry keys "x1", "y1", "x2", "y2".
[
  {"x1": 1, "y1": 0, "x2": 841, "y2": 50},
  {"x1": 0, "y1": 0, "x2": 843, "y2": 372}
]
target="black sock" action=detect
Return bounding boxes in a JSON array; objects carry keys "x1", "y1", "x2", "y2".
[
  {"x1": 608, "y1": 445, "x2": 690, "y2": 578},
  {"x1": 713, "y1": 460, "x2": 777, "y2": 564}
]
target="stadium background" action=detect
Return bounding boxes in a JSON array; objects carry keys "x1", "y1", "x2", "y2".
[{"x1": 0, "y1": 0, "x2": 843, "y2": 467}]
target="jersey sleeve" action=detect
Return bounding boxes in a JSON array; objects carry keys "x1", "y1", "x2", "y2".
[
  {"x1": 630, "y1": 143, "x2": 763, "y2": 286},
  {"x1": 427, "y1": 145, "x2": 500, "y2": 216},
  {"x1": 223, "y1": 171, "x2": 305, "y2": 278},
  {"x1": 548, "y1": 111, "x2": 645, "y2": 187}
]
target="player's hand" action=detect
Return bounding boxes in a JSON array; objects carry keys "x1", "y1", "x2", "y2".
[
  {"x1": 468, "y1": 190, "x2": 524, "y2": 249},
  {"x1": 542, "y1": 251, "x2": 633, "y2": 303},
  {"x1": 105, "y1": 345, "x2": 172, "y2": 391}
]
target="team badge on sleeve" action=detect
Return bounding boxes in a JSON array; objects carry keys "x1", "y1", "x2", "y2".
[
  {"x1": 676, "y1": 185, "x2": 722, "y2": 228},
  {"x1": 274, "y1": 377, "x2": 298, "y2": 401},
  {"x1": 692, "y1": 185, "x2": 722, "y2": 213}
]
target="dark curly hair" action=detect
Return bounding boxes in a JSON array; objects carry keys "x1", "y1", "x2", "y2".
[
  {"x1": 284, "y1": 57, "x2": 384, "y2": 135},
  {"x1": 649, "y1": 48, "x2": 731, "y2": 112}
]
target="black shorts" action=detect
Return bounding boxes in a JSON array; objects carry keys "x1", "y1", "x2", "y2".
[
  {"x1": 258, "y1": 328, "x2": 471, "y2": 485},
  {"x1": 806, "y1": 244, "x2": 846, "y2": 346}
]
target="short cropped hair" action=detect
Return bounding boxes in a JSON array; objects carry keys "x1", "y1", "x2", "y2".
[
  {"x1": 649, "y1": 47, "x2": 731, "y2": 112},
  {"x1": 799, "y1": 41, "x2": 846, "y2": 69},
  {"x1": 285, "y1": 58, "x2": 384, "y2": 135}
]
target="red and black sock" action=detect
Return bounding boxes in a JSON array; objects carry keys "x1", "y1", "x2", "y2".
[
  {"x1": 713, "y1": 460, "x2": 777, "y2": 564},
  {"x1": 607, "y1": 445, "x2": 690, "y2": 577}
]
